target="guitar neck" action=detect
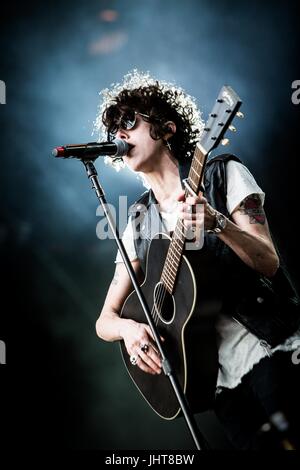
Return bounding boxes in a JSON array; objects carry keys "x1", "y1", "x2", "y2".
[
  {"x1": 160, "y1": 85, "x2": 242, "y2": 293},
  {"x1": 185, "y1": 142, "x2": 208, "y2": 195},
  {"x1": 160, "y1": 144, "x2": 208, "y2": 294}
]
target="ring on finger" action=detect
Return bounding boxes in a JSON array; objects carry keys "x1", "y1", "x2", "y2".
[
  {"x1": 140, "y1": 342, "x2": 149, "y2": 353},
  {"x1": 130, "y1": 354, "x2": 138, "y2": 365}
]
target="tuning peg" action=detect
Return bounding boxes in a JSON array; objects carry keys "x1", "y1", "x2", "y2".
[
  {"x1": 229, "y1": 125, "x2": 236, "y2": 132},
  {"x1": 236, "y1": 111, "x2": 244, "y2": 118},
  {"x1": 221, "y1": 138, "x2": 230, "y2": 146}
]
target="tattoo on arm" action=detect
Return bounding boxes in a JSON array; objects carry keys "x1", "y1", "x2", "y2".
[
  {"x1": 112, "y1": 271, "x2": 119, "y2": 285},
  {"x1": 239, "y1": 194, "x2": 266, "y2": 225}
]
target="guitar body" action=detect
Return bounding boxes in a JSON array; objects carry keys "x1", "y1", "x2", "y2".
[{"x1": 120, "y1": 233, "x2": 219, "y2": 420}]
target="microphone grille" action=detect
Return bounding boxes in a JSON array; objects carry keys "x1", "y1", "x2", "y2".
[{"x1": 114, "y1": 139, "x2": 129, "y2": 157}]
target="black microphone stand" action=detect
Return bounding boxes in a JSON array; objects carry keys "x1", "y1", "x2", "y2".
[{"x1": 83, "y1": 159, "x2": 209, "y2": 450}]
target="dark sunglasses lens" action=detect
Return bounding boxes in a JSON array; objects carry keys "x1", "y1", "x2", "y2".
[
  {"x1": 121, "y1": 111, "x2": 136, "y2": 130},
  {"x1": 109, "y1": 110, "x2": 136, "y2": 137}
]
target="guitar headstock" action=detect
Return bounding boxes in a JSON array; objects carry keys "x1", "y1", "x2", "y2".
[{"x1": 199, "y1": 85, "x2": 243, "y2": 154}]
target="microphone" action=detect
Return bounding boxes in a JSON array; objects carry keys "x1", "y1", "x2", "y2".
[{"x1": 52, "y1": 139, "x2": 129, "y2": 160}]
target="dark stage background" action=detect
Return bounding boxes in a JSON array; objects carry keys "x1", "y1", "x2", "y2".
[{"x1": 0, "y1": 0, "x2": 299, "y2": 450}]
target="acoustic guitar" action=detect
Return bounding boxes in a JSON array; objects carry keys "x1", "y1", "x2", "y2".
[{"x1": 120, "y1": 86, "x2": 242, "y2": 419}]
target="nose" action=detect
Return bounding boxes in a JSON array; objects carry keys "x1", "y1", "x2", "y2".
[{"x1": 115, "y1": 128, "x2": 128, "y2": 140}]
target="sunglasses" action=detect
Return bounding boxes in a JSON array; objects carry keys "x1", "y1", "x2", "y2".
[{"x1": 109, "y1": 111, "x2": 149, "y2": 137}]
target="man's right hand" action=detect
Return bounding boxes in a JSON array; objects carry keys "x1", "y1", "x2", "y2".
[{"x1": 120, "y1": 319, "x2": 163, "y2": 375}]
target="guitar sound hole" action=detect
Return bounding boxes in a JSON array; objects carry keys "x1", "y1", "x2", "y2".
[{"x1": 153, "y1": 282, "x2": 175, "y2": 324}]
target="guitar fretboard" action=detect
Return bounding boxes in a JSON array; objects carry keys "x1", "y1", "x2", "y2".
[{"x1": 161, "y1": 144, "x2": 208, "y2": 293}]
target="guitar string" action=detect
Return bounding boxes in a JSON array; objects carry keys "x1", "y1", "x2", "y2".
[
  {"x1": 159, "y1": 149, "x2": 202, "y2": 295},
  {"x1": 154, "y1": 170, "x2": 196, "y2": 318},
  {"x1": 152, "y1": 134, "x2": 225, "y2": 326},
  {"x1": 161, "y1": 146, "x2": 203, "y2": 290},
  {"x1": 152, "y1": 189, "x2": 189, "y2": 326},
  {"x1": 149, "y1": 147, "x2": 204, "y2": 329},
  {"x1": 151, "y1": 227, "x2": 185, "y2": 329}
]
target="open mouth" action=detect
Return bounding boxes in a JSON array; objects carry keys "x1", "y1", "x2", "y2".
[{"x1": 127, "y1": 144, "x2": 135, "y2": 156}]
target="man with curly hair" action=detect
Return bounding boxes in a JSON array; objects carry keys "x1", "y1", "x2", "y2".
[{"x1": 95, "y1": 71, "x2": 300, "y2": 449}]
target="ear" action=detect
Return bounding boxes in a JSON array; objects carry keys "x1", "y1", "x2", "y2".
[{"x1": 163, "y1": 121, "x2": 176, "y2": 139}]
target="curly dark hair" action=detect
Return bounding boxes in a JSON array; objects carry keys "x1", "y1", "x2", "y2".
[{"x1": 102, "y1": 82, "x2": 201, "y2": 162}]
